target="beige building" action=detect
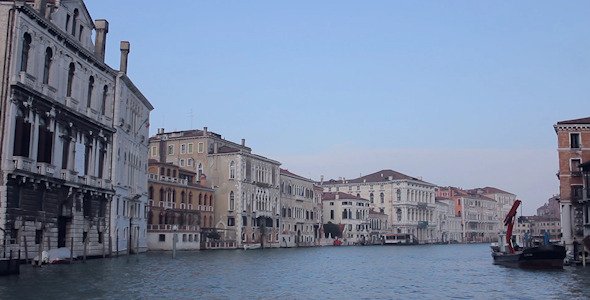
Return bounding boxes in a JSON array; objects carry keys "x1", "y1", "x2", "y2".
[
  {"x1": 148, "y1": 128, "x2": 281, "y2": 248},
  {"x1": 468, "y1": 187, "x2": 516, "y2": 227},
  {"x1": 434, "y1": 197, "x2": 462, "y2": 243},
  {"x1": 322, "y1": 170, "x2": 437, "y2": 244},
  {"x1": 322, "y1": 192, "x2": 370, "y2": 245},
  {"x1": 279, "y1": 169, "x2": 321, "y2": 247},
  {"x1": 368, "y1": 210, "x2": 388, "y2": 244}
]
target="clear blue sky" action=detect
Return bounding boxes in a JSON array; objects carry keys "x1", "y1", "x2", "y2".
[{"x1": 86, "y1": 1, "x2": 590, "y2": 215}]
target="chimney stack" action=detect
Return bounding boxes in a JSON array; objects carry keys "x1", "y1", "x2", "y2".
[
  {"x1": 94, "y1": 20, "x2": 109, "y2": 62},
  {"x1": 34, "y1": 0, "x2": 47, "y2": 17},
  {"x1": 120, "y1": 41, "x2": 130, "y2": 74},
  {"x1": 157, "y1": 128, "x2": 164, "y2": 134},
  {"x1": 241, "y1": 139, "x2": 245, "y2": 146},
  {"x1": 203, "y1": 127, "x2": 208, "y2": 135}
]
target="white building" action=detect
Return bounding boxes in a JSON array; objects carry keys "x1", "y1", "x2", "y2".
[
  {"x1": 279, "y1": 169, "x2": 321, "y2": 247},
  {"x1": 434, "y1": 198, "x2": 462, "y2": 243},
  {"x1": 322, "y1": 170, "x2": 437, "y2": 244},
  {"x1": 110, "y1": 45, "x2": 153, "y2": 255},
  {"x1": 322, "y1": 192, "x2": 370, "y2": 245}
]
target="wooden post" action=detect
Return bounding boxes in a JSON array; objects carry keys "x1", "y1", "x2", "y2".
[
  {"x1": 83, "y1": 233, "x2": 88, "y2": 263},
  {"x1": 37, "y1": 232, "x2": 44, "y2": 267},
  {"x1": 136, "y1": 232, "x2": 140, "y2": 254},
  {"x1": 46, "y1": 235, "x2": 51, "y2": 251},
  {"x1": 102, "y1": 232, "x2": 106, "y2": 258},
  {"x1": 23, "y1": 235, "x2": 29, "y2": 264},
  {"x1": 69, "y1": 236, "x2": 74, "y2": 264}
]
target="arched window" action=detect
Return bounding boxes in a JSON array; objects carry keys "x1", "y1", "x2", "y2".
[
  {"x1": 71, "y1": 9, "x2": 78, "y2": 36},
  {"x1": 66, "y1": 62, "x2": 75, "y2": 97},
  {"x1": 229, "y1": 191, "x2": 235, "y2": 211},
  {"x1": 101, "y1": 85, "x2": 108, "y2": 115},
  {"x1": 380, "y1": 192, "x2": 384, "y2": 204},
  {"x1": 188, "y1": 192, "x2": 193, "y2": 204},
  {"x1": 13, "y1": 107, "x2": 31, "y2": 157},
  {"x1": 43, "y1": 47, "x2": 52, "y2": 84},
  {"x1": 198, "y1": 193, "x2": 203, "y2": 205},
  {"x1": 159, "y1": 188, "x2": 164, "y2": 202},
  {"x1": 369, "y1": 193, "x2": 374, "y2": 203},
  {"x1": 229, "y1": 161, "x2": 235, "y2": 179},
  {"x1": 21, "y1": 33, "x2": 31, "y2": 72},
  {"x1": 148, "y1": 187, "x2": 153, "y2": 200},
  {"x1": 87, "y1": 76, "x2": 94, "y2": 108},
  {"x1": 197, "y1": 163, "x2": 203, "y2": 177},
  {"x1": 181, "y1": 191, "x2": 186, "y2": 203}
]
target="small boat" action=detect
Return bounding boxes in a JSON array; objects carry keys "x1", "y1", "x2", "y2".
[
  {"x1": 492, "y1": 200, "x2": 566, "y2": 269},
  {"x1": 243, "y1": 243, "x2": 261, "y2": 250},
  {"x1": 333, "y1": 239, "x2": 342, "y2": 246}
]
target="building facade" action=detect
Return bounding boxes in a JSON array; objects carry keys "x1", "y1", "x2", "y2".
[
  {"x1": 110, "y1": 43, "x2": 153, "y2": 255},
  {"x1": 536, "y1": 196, "x2": 560, "y2": 219},
  {"x1": 554, "y1": 117, "x2": 590, "y2": 254},
  {"x1": 148, "y1": 128, "x2": 281, "y2": 248},
  {"x1": 437, "y1": 187, "x2": 499, "y2": 243},
  {"x1": 434, "y1": 197, "x2": 462, "y2": 243},
  {"x1": 0, "y1": 0, "x2": 119, "y2": 259},
  {"x1": 279, "y1": 169, "x2": 321, "y2": 247},
  {"x1": 146, "y1": 160, "x2": 214, "y2": 251},
  {"x1": 322, "y1": 192, "x2": 370, "y2": 245},
  {"x1": 322, "y1": 170, "x2": 437, "y2": 244}
]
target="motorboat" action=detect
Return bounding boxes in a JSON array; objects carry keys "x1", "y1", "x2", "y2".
[{"x1": 243, "y1": 243, "x2": 261, "y2": 250}]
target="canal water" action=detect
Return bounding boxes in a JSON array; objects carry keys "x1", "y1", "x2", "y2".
[{"x1": 1, "y1": 243, "x2": 589, "y2": 299}]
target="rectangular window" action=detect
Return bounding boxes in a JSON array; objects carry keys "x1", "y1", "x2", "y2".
[
  {"x1": 151, "y1": 146, "x2": 157, "y2": 157},
  {"x1": 159, "y1": 234, "x2": 165, "y2": 242},
  {"x1": 180, "y1": 144, "x2": 186, "y2": 154},
  {"x1": 167, "y1": 145, "x2": 174, "y2": 155},
  {"x1": 571, "y1": 133, "x2": 581, "y2": 149},
  {"x1": 78, "y1": 25, "x2": 83, "y2": 41},
  {"x1": 571, "y1": 159, "x2": 581, "y2": 172},
  {"x1": 198, "y1": 142, "x2": 204, "y2": 153},
  {"x1": 188, "y1": 143, "x2": 193, "y2": 154},
  {"x1": 180, "y1": 159, "x2": 185, "y2": 167},
  {"x1": 227, "y1": 217, "x2": 235, "y2": 226}
]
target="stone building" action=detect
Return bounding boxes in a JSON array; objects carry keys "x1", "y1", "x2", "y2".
[
  {"x1": 536, "y1": 196, "x2": 560, "y2": 219},
  {"x1": 0, "y1": 0, "x2": 151, "y2": 259},
  {"x1": 322, "y1": 192, "x2": 370, "y2": 245},
  {"x1": 437, "y1": 187, "x2": 499, "y2": 243},
  {"x1": 322, "y1": 170, "x2": 437, "y2": 244},
  {"x1": 434, "y1": 197, "x2": 462, "y2": 243},
  {"x1": 468, "y1": 187, "x2": 516, "y2": 226},
  {"x1": 110, "y1": 42, "x2": 153, "y2": 255},
  {"x1": 148, "y1": 128, "x2": 281, "y2": 248},
  {"x1": 367, "y1": 210, "x2": 388, "y2": 244},
  {"x1": 554, "y1": 117, "x2": 590, "y2": 254},
  {"x1": 279, "y1": 169, "x2": 321, "y2": 247},
  {"x1": 146, "y1": 160, "x2": 214, "y2": 251}
]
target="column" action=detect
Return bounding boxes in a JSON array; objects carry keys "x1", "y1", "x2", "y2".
[
  {"x1": 30, "y1": 113, "x2": 39, "y2": 160},
  {"x1": 562, "y1": 203, "x2": 573, "y2": 253}
]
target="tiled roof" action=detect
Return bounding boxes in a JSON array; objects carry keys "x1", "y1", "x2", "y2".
[
  {"x1": 326, "y1": 169, "x2": 429, "y2": 185},
  {"x1": 280, "y1": 169, "x2": 311, "y2": 181},
  {"x1": 322, "y1": 192, "x2": 367, "y2": 201},
  {"x1": 470, "y1": 186, "x2": 514, "y2": 196},
  {"x1": 556, "y1": 117, "x2": 590, "y2": 125}
]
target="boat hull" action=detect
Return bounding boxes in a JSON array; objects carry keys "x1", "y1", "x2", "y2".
[{"x1": 492, "y1": 245, "x2": 566, "y2": 269}]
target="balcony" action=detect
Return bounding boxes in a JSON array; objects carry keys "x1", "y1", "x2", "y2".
[
  {"x1": 60, "y1": 169, "x2": 79, "y2": 182},
  {"x1": 65, "y1": 96, "x2": 78, "y2": 111},
  {"x1": 159, "y1": 201, "x2": 176, "y2": 209},
  {"x1": 572, "y1": 171, "x2": 582, "y2": 177},
  {"x1": 41, "y1": 84, "x2": 57, "y2": 99},
  {"x1": 13, "y1": 157, "x2": 34, "y2": 172},
  {"x1": 16, "y1": 71, "x2": 36, "y2": 88},
  {"x1": 36, "y1": 162, "x2": 56, "y2": 177}
]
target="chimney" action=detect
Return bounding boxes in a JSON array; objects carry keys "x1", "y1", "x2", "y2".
[
  {"x1": 120, "y1": 41, "x2": 130, "y2": 74},
  {"x1": 241, "y1": 139, "x2": 245, "y2": 146},
  {"x1": 34, "y1": 0, "x2": 47, "y2": 17},
  {"x1": 157, "y1": 128, "x2": 164, "y2": 134},
  {"x1": 199, "y1": 174, "x2": 207, "y2": 187},
  {"x1": 94, "y1": 20, "x2": 109, "y2": 62},
  {"x1": 203, "y1": 127, "x2": 208, "y2": 135}
]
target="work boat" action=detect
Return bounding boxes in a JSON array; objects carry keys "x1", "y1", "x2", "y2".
[{"x1": 491, "y1": 200, "x2": 566, "y2": 269}]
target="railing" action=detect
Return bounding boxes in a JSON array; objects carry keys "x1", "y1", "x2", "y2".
[
  {"x1": 205, "y1": 241, "x2": 236, "y2": 249},
  {"x1": 60, "y1": 169, "x2": 78, "y2": 182},
  {"x1": 13, "y1": 157, "x2": 33, "y2": 172},
  {"x1": 41, "y1": 84, "x2": 57, "y2": 99},
  {"x1": 17, "y1": 71, "x2": 36, "y2": 88},
  {"x1": 147, "y1": 224, "x2": 199, "y2": 231},
  {"x1": 65, "y1": 96, "x2": 78, "y2": 110},
  {"x1": 36, "y1": 162, "x2": 56, "y2": 177}
]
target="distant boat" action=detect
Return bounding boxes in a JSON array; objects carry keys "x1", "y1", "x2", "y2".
[
  {"x1": 491, "y1": 200, "x2": 566, "y2": 269},
  {"x1": 243, "y1": 243, "x2": 261, "y2": 250}
]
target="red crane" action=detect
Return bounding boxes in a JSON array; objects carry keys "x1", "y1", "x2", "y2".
[{"x1": 503, "y1": 199, "x2": 522, "y2": 254}]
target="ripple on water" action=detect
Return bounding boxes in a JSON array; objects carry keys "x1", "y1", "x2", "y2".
[{"x1": 0, "y1": 244, "x2": 589, "y2": 299}]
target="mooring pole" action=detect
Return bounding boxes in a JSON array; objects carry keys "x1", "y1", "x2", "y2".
[{"x1": 70, "y1": 236, "x2": 74, "y2": 264}]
